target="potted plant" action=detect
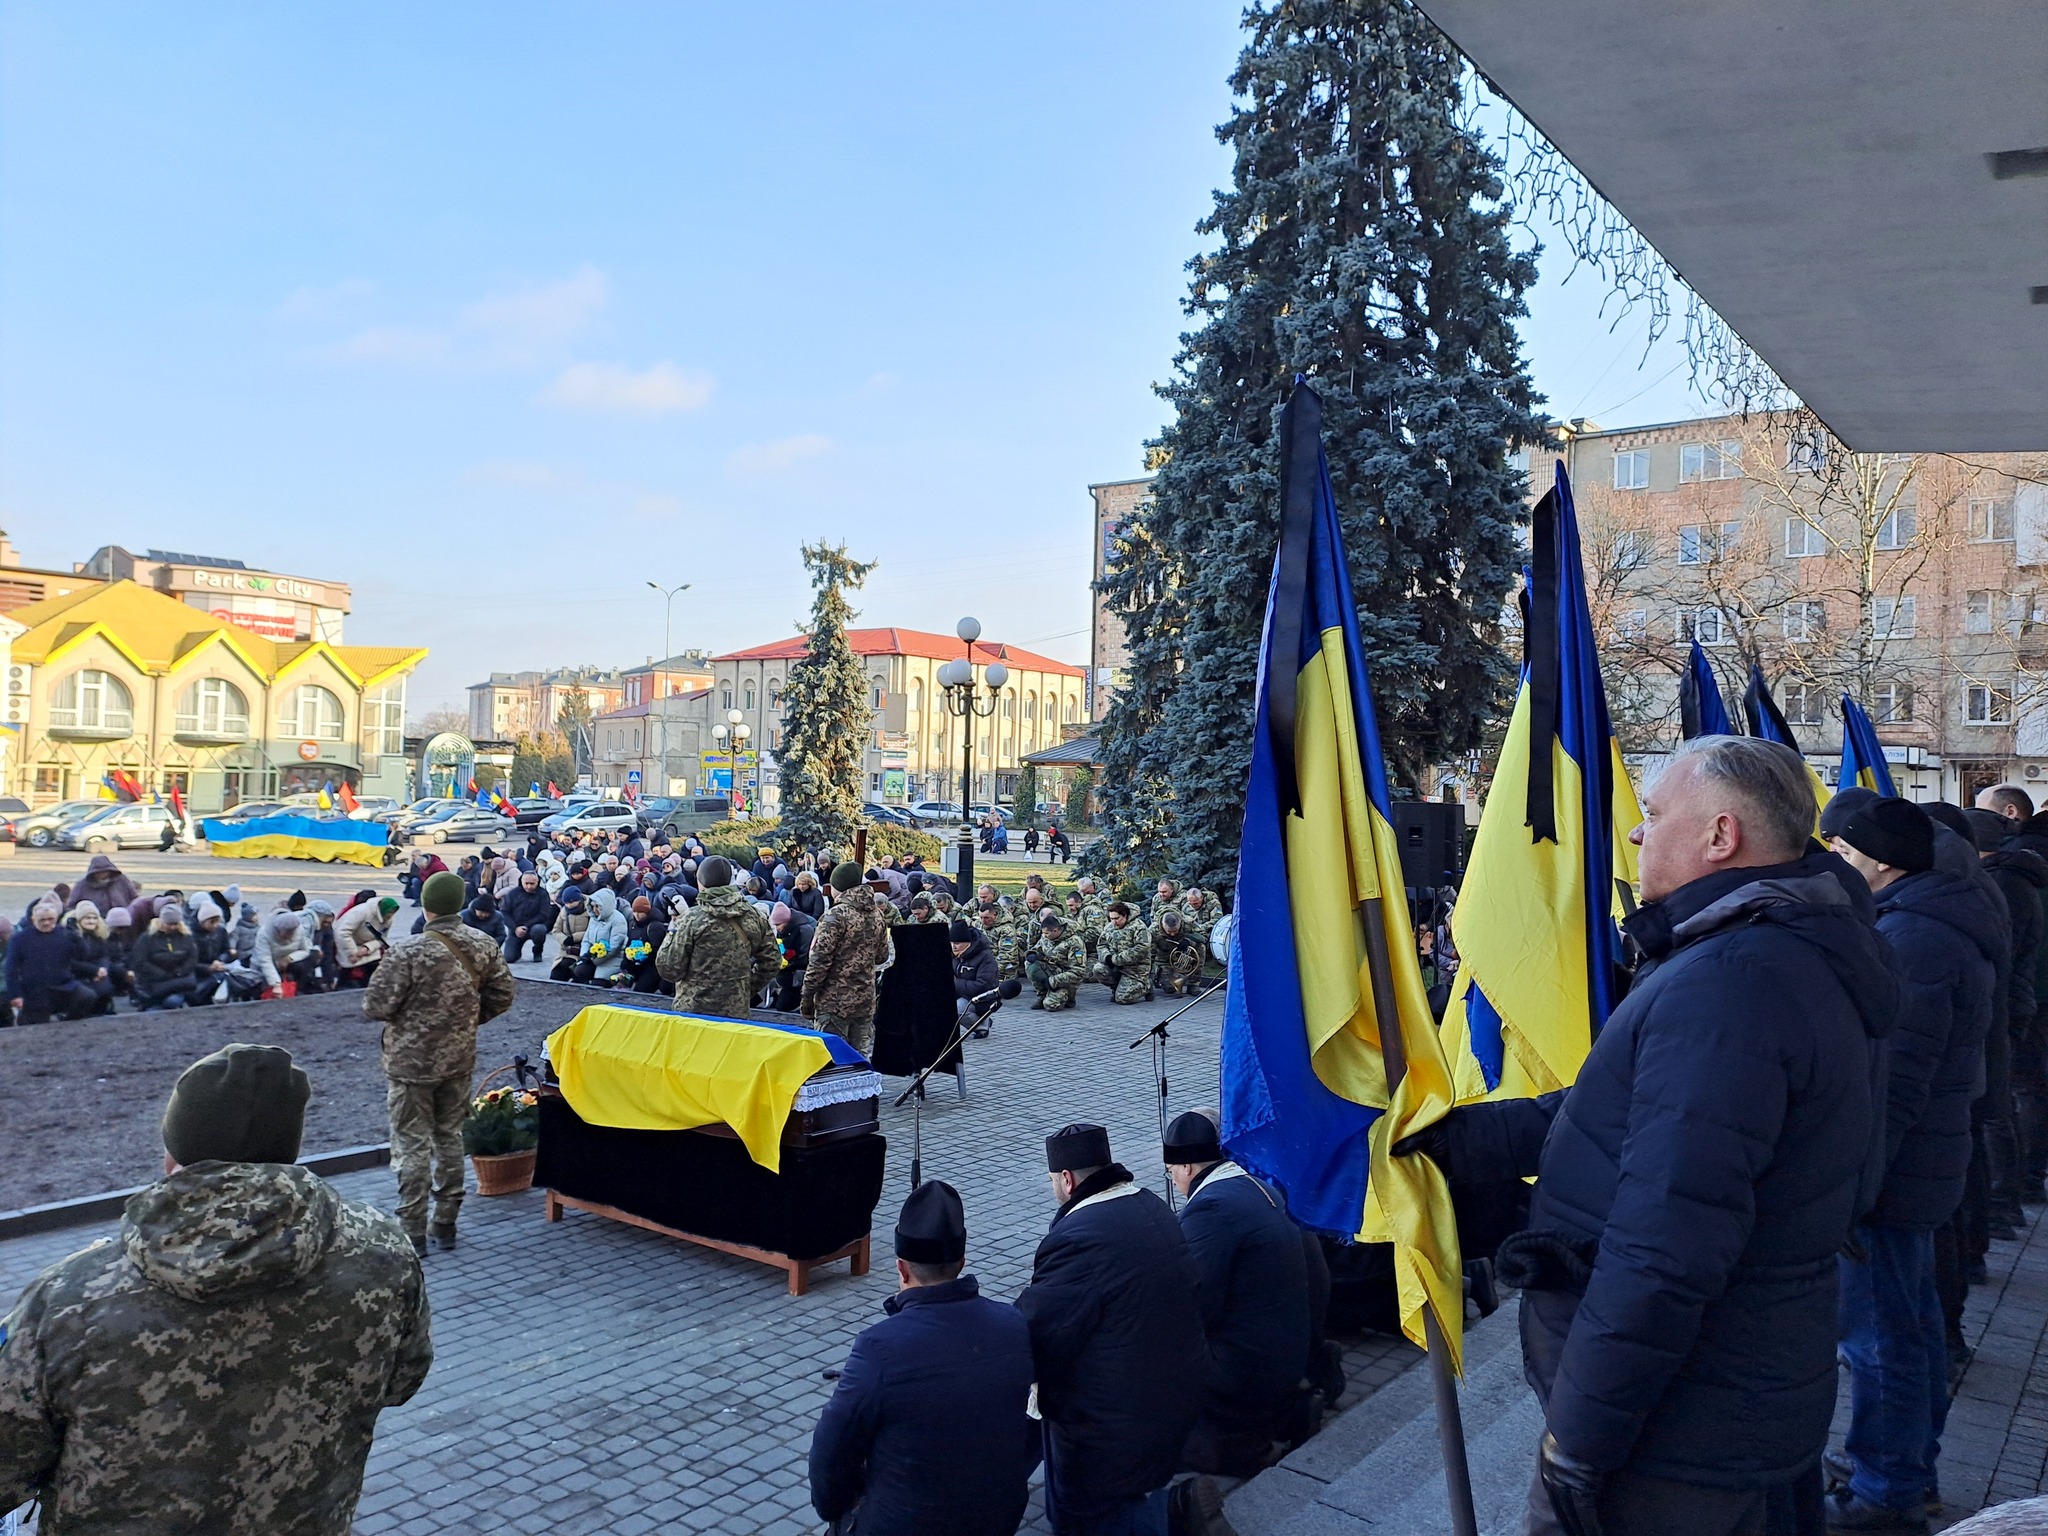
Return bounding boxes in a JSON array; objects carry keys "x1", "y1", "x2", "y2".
[{"x1": 462, "y1": 1083, "x2": 540, "y2": 1195}]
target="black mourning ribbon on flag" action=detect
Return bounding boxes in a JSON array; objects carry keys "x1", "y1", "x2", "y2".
[
  {"x1": 1743, "y1": 662, "x2": 1802, "y2": 751},
  {"x1": 1524, "y1": 487, "x2": 1561, "y2": 845},
  {"x1": 1678, "y1": 664, "x2": 1704, "y2": 742},
  {"x1": 1269, "y1": 380, "x2": 1324, "y2": 820}
]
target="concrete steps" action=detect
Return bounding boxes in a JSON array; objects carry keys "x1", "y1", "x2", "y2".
[{"x1": 1226, "y1": 1301, "x2": 1542, "y2": 1534}]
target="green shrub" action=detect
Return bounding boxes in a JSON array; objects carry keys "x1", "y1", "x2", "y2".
[{"x1": 690, "y1": 815, "x2": 942, "y2": 866}]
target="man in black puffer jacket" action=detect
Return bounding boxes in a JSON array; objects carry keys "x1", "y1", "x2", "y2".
[
  {"x1": 1826, "y1": 796, "x2": 1999, "y2": 1528},
  {"x1": 1968, "y1": 806, "x2": 2047, "y2": 1232},
  {"x1": 1399, "y1": 737, "x2": 1895, "y2": 1536},
  {"x1": 1975, "y1": 786, "x2": 2048, "y2": 1203}
]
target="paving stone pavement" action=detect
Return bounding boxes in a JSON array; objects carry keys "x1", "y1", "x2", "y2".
[{"x1": 0, "y1": 981, "x2": 1415, "y2": 1535}]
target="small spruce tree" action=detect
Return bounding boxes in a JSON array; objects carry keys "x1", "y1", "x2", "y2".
[
  {"x1": 1089, "y1": 0, "x2": 1546, "y2": 894},
  {"x1": 777, "y1": 543, "x2": 877, "y2": 851}
]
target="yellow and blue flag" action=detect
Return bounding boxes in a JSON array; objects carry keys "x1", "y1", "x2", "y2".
[
  {"x1": 1219, "y1": 380, "x2": 1463, "y2": 1371},
  {"x1": 1743, "y1": 663, "x2": 1829, "y2": 821},
  {"x1": 1679, "y1": 639, "x2": 1733, "y2": 739},
  {"x1": 1838, "y1": 695, "x2": 1896, "y2": 795},
  {"x1": 1439, "y1": 463, "x2": 1641, "y2": 1105}
]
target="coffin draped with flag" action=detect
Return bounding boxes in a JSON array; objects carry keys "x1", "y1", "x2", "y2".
[
  {"x1": 1219, "y1": 381, "x2": 1464, "y2": 1371},
  {"x1": 1438, "y1": 463, "x2": 1642, "y2": 1106}
]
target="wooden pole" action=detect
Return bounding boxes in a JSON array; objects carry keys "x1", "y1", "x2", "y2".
[{"x1": 1361, "y1": 896, "x2": 1479, "y2": 1536}]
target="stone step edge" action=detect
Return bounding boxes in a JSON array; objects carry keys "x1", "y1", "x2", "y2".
[{"x1": 0, "y1": 1144, "x2": 391, "y2": 1241}]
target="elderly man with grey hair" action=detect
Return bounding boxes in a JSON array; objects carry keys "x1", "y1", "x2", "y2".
[{"x1": 1397, "y1": 736, "x2": 1898, "y2": 1536}]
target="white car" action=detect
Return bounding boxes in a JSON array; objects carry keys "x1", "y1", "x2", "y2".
[
  {"x1": 909, "y1": 800, "x2": 963, "y2": 825},
  {"x1": 538, "y1": 801, "x2": 641, "y2": 838}
]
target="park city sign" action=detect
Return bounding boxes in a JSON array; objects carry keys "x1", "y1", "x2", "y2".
[{"x1": 185, "y1": 569, "x2": 328, "y2": 603}]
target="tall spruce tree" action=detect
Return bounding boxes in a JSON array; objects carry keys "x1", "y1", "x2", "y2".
[
  {"x1": 776, "y1": 542, "x2": 877, "y2": 850},
  {"x1": 1089, "y1": 0, "x2": 1546, "y2": 894}
]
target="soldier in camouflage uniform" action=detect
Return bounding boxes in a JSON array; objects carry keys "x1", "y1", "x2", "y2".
[
  {"x1": 657, "y1": 856, "x2": 781, "y2": 1018},
  {"x1": 1150, "y1": 908, "x2": 1206, "y2": 998},
  {"x1": 974, "y1": 882, "x2": 1011, "y2": 918},
  {"x1": 1013, "y1": 887, "x2": 1051, "y2": 948},
  {"x1": 802, "y1": 862, "x2": 895, "y2": 1056},
  {"x1": 364, "y1": 869, "x2": 515, "y2": 1253},
  {"x1": 907, "y1": 894, "x2": 945, "y2": 925},
  {"x1": 1027, "y1": 911, "x2": 1089, "y2": 1012},
  {"x1": 1151, "y1": 879, "x2": 1183, "y2": 925},
  {"x1": 1092, "y1": 901, "x2": 1154, "y2": 1004},
  {"x1": 982, "y1": 904, "x2": 1028, "y2": 981},
  {"x1": 1178, "y1": 887, "x2": 1215, "y2": 952},
  {"x1": 0, "y1": 1044, "x2": 432, "y2": 1534},
  {"x1": 1063, "y1": 891, "x2": 1099, "y2": 966}
]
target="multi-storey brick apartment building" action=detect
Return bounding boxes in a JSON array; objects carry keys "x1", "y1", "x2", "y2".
[{"x1": 1551, "y1": 411, "x2": 2048, "y2": 802}]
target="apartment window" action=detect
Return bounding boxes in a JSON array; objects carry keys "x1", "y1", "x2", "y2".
[
  {"x1": 1677, "y1": 521, "x2": 1743, "y2": 565},
  {"x1": 1967, "y1": 681, "x2": 2014, "y2": 726},
  {"x1": 1681, "y1": 606, "x2": 1729, "y2": 646},
  {"x1": 744, "y1": 683, "x2": 756, "y2": 711},
  {"x1": 1785, "y1": 517, "x2": 1825, "y2": 558},
  {"x1": 363, "y1": 681, "x2": 405, "y2": 760},
  {"x1": 1872, "y1": 595, "x2": 1917, "y2": 638},
  {"x1": 1612, "y1": 450, "x2": 1650, "y2": 491},
  {"x1": 1783, "y1": 601, "x2": 1828, "y2": 642},
  {"x1": 1785, "y1": 434, "x2": 1830, "y2": 474},
  {"x1": 49, "y1": 669, "x2": 134, "y2": 734},
  {"x1": 279, "y1": 684, "x2": 345, "y2": 742},
  {"x1": 1783, "y1": 682, "x2": 1824, "y2": 726},
  {"x1": 1875, "y1": 501, "x2": 1918, "y2": 551},
  {"x1": 1970, "y1": 497, "x2": 2016, "y2": 543},
  {"x1": 768, "y1": 680, "x2": 783, "y2": 710},
  {"x1": 1611, "y1": 529, "x2": 1652, "y2": 570},
  {"x1": 1967, "y1": 591, "x2": 1995, "y2": 635},
  {"x1": 1679, "y1": 440, "x2": 1744, "y2": 483},
  {"x1": 1872, "y1": 682, "x2": 1914, "y2": 724},
  {"x1": 174, "y1": 677, "x2": 250, "y2": 739},
  {"x1": 1611, "y1": 609, "x2": 1648, "y2": 643},
  {"x1": 720, "y1": 687, "x2": 733, "y2": 710}
]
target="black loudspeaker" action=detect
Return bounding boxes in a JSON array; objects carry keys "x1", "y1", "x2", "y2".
[
  {"x1": 1390, "y1": 802, "x2": 1465, "y2": 891},
  {"x1": 870, "y1": 921, "x2": 961, "y2": 1078}
]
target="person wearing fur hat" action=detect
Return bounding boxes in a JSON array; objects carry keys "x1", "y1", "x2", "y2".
[
  {"x1": 809, "y1": 1181, "x2": 1037, "y2": 1536},
  {"x1": 1016, "y1": 1124, "x2": 1220, "y2": 1536}
]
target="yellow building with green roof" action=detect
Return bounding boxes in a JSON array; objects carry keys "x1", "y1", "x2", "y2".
[{"x1": 5, "y1": 579, "x2": 425, "y2": 811}]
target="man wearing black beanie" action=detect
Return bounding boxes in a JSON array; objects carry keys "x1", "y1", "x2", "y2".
[
  {"x1": 0, "y1": 1045, "x2": 432, "y2": 1531},
  {"x1": 809, "y1": 1182, "x2": 1036, "y2": 1535},
  {"x1": 1828, "y1": 796, "x2": 2002, "y2": 1525}
]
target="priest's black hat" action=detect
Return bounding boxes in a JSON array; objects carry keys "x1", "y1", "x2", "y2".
[
  {"x1": 894, "y1": 1180, "x2": 966, "y2": 1265},
  {"x1": 1046, "y1": 1122, "x2": 1112, "y2": 1172},
  {"x1": 1162, "y1": 1110, "x2": 1222, "y2": 1166}
]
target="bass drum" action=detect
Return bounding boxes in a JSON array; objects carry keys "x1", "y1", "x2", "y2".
[{"x1": 1207, "y1": 911, "x2": 1233, "y2": 966}]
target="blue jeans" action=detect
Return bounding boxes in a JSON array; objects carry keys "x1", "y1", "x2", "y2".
[{"x1": 1838, "y1": 1223, "x2": 1948, "y2": 1511}]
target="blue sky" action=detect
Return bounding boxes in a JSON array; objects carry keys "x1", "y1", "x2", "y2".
[{"x1": 0, "y1": 2, "x2": 1710, "y2": 713}]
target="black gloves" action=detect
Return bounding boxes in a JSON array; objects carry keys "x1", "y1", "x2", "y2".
[{"x1": 1538, "y1": 1432, "x2": 1606, "y2": 1536}]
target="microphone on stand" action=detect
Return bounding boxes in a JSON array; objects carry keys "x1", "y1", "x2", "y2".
[{"x1": 966, "y1": 978, "x2": 1024, "y2": 1010}]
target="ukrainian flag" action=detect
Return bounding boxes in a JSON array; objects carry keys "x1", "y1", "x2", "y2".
[
  {"x1": 1439, "y1": 463, "x2": 1640, "y2": 1105},
  {"x1": 1219, "y1": 381, "x2": 1463, "y2": 1371},
  {"x1": 1743, "y1": 663, "x2": 1829, "y2": 822},
  {"x1": 1839, "y1": 694, "x2": 1897, "y2": 795},
  {"x1": 1679, "y1": 638, "x2": 1733, "y2": 739}
]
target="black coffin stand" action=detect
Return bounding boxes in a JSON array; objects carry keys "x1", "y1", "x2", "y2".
[{"x1": 536, "y1": 1092, "x2": 886, "y2": 1295}]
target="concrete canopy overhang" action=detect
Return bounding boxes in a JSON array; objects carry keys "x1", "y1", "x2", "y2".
[{"x1": 1414, "y1": 0, "x2": 2048, "y2": 451}]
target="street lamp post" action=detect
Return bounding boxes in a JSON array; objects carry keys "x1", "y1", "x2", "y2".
[
  {"x1": 645, "y1": 581, "x2": 692, "y2": 666},
  {"x1": 937, "y1": 617, "x2": 1007, "y2": 896},
  {"x1": 713, "y1": 708, "x2": 753, "y2": 814}
]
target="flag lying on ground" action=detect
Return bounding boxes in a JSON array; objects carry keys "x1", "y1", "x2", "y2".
[
  {"x1": 1743, "y1": 664, "x2": 1829, "y2": 820},
  {"x1": 1838, "y1": 694, "x2": 1897, "y2": 796},
  {"x1": 1679, "y1": 638, "x2": 1733, "y2": 739},
  {"x1": 1219, "y1": 380, "x2": 1463, "y2": 1373},
  {"x1": 1440, "y1": 462, "x2": 1637, "y2": 1105}
]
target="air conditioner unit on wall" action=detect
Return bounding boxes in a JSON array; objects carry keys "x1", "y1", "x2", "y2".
[{"x1": 2027, "y1": 763, "x2": 2044, "y2": 781}]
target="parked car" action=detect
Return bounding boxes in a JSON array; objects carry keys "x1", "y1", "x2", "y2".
[
  {"x1": 60, "y1": 802, "x2": 179, "y2": 852},
  {"x1": 632, "y1": 796, "x2": 678, "y2": 831},
  {"x1": 12, "y1": 799, "x2": 105, "y2": 847},
  {"x1": 908, "y1": 800, "x2": 962, "y2": 825},
  {"x1": 969, "y1": 803, "x2": 1013, "y2": 823},
  {"x1": 862, "y1": 802, "x2": 919, "y2": 829},
  {"x1": 537, "y1": 801, "x2": 642, "y2": 838},
  {"x1": 416, "y1": 805, "x2": 517, "y2": 844},
  {"x1": 654, "y1": 798, "x2": 733, "y2": 842},
  {"x1": 347, "y1": 796, "x2": 402, "y2": 820},
  {"x1": 0, "y1": 796, "x2": 26, "y2": 842},
  {"x1": 208, "y1": 801, "x2": 289, "y2": 822},
  {"x1": 510, "y1": 796, "x2": 563, "y2": 828}
]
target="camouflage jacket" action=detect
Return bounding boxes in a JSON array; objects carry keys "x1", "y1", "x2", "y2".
[
  {"x1": 1100, "y1": 919, "x2": 1151, "y2": 971},
  {"x1": 1034, "y1": 930, "x2": 1090, "y2": 991},
  {"x1": 362, "y1": 915, "x2": 515, "y2": 1083},
  {"x1": 1011, "y1": 904, "x2": 1052, "y2": 950},
  {"x1": 990, "y1": 924, "x2": 1032, "y2": 978},
  {"x1": 800, "y1": 887, "x2": 892, "y2": 1023},
  {"x1": 656, "y1": 883, "x2": 780, "y2": 1020},
  {"x1": 0, "y1": 1162, "x2": 432, "y2": 1535}
]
